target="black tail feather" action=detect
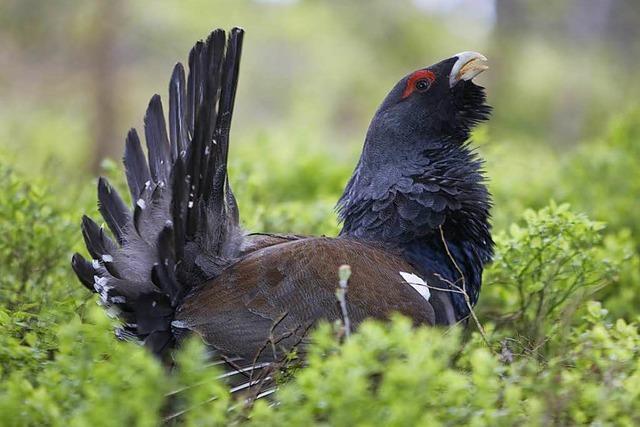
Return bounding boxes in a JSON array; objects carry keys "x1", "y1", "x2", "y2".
[
  {"x1": 169, "y1": 63, "x2": 188, "y2": 160},
  {"x1": 97, "y1": 177, "x2": 131, "y2": 245},
  {"x1": 195, "y1": 30, "x2": 226, "y2": 204},
  {"x1": 71, "y1": 253, "x2": 96, "y2": 292},
  {"x1": 123, "y1": 128, "x2": 151, "y2": 204},
  {"x1": 144, "y1": 94, "x2": 172, "y2": 184},
  {"x1": 170, "y1": 156, "x2": 188, "y2": 268},
  {"x1": 154, "y1": 224, "x2": 183, "y2": 306},
  {"x1": 72, "y1": 28, "x2": 246, "y2": 355},
  {"x1": 80, "y1": 215, "x2": 116, "y2": 261}
]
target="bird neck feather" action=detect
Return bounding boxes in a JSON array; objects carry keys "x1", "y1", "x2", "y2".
[{"x1": 337, "y1": 138, "x2": 493, "y2": 319}]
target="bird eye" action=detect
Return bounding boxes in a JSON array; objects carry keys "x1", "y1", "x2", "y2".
[{"x1": 415, "y1": 79, "x2": 431, "y2": 91}]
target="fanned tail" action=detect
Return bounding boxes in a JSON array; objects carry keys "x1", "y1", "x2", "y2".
[{"x1": 72, "y1": 28, "x2": 245, "y2": 355}]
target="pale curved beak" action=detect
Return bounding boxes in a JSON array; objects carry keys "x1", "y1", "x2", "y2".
[{"x1": 449, "y1": 51, "x2": 489, "y2": 88}]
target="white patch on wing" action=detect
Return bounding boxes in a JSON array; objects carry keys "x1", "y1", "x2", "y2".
[{"x1": 399, "y1": 271, "x2": 431, "y2": 301}]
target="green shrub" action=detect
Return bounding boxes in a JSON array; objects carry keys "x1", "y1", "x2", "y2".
[
  {"x1": 249, "y1": 309, "x2": 640, "y2": 426},
  {"x1": 485, "y1": 108, "x2": 640, "y2": 321},
  {"x1": 0, "y1": 165, "x2": 85, "y2": 381},
  {"x1": 3, "y1": 309, "x2": 638, "y2": 426},
  {"x1": 481, "y1": 202, "x2": 626, "y2": 351},
  {"x1": 0, "y1": 307, "x2": 166, "y2": 427},
  {"x1": 596, "y1": 230, "x2": 640, "y2": 320}
]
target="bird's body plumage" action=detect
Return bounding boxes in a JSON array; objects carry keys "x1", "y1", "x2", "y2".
[{"x1": 176, "y1": 237, "x2": 439, "y2": 361}]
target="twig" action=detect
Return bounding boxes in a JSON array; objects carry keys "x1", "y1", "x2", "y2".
[
  {"x1": 251, "y1": 311, "x2": 290, "y2": 370},
  {"x1": 438, "y1": 225, "x2": 493, "y2": 351},
  {"x1": 336, "y1": 264, "x2": 352, "y2": 339}
]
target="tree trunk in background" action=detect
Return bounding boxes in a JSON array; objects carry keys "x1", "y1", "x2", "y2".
[
  {"x1": 89, "y1": 0, "x2": 122, "y2": 173},
  {"x1": 605, "y1": 0, "x2": 640, "y2": 64}
]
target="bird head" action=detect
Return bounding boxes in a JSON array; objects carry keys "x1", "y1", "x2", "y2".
[{"x1": 369, "y1": 52, "x2": 491, "y2": 149}]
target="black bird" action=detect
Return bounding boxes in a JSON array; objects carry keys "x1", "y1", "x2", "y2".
[{"x1": 72, "y1": 28, "x2": 493, "y2": 370}]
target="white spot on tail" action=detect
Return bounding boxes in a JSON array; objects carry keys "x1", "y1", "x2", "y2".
[
  {"x1": 399, "y1": 271, "x2": 431, "y2": 301},
  {"x1": 101, "y1": 254, "x2": 113, "y2": 262},
  {"x1": 137, "y1": 199, "x2": 146, "y2": 209},
  {"x1": 93, "y1": 275, "x2": 113, "y2": 303},
  {"x1": 171, "y1": 320, "x2": 188, "y2": 329},
  {"x1": 110, "y1": 295, "x2": 126, "y2": 304}
]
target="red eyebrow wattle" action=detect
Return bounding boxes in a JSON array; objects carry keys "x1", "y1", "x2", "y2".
[{"x1": 402, "y1": 70, "x2": 436, "y2": 99}]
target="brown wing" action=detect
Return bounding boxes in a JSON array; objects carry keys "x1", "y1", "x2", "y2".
[{"x1": 174, "y1": 237, "x2": 437, "y2": 361}]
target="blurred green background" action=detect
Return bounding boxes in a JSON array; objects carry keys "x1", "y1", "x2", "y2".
[
  {"x1": 2, "y1": 0, "x2": 640, "y2": 232},
  {"x1": 0, "y1": 0, "x2": 640, "y2": 208}
]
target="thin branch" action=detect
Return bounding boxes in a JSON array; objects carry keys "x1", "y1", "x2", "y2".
[
  {"x1": 336, "y1": 264, "x2": 352, "y2": 339},
  {"x1": 438, "y1": 225, "x2": 493, "y2": 351},
  {"x1": 251, "y1": 311, "x2": 290, "y2": 369}
]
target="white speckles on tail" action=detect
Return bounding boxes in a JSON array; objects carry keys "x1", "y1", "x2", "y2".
[
  {"x1": 399, "y1": 271, "x2": 431, "y2": 301},
  {"x1": 110, "y1": 295, "x2": 126, "y2": 304},
  {"x1": 171, "y1": 320, "x2": 188, "y2": 329},
  {"x1": 93, "y1": 275, "x2": 113, "y2": 303}
]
